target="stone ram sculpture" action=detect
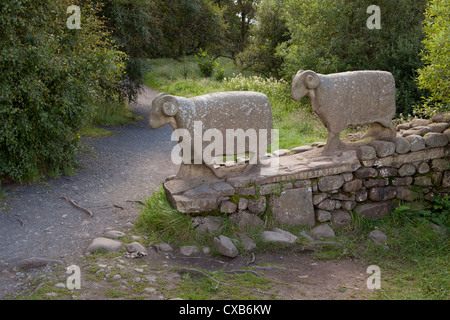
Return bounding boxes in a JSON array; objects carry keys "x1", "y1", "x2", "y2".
[
  {"x1": 149, "y1": 91, "x2": 273, "y2": 180},
  {"x1": 291, "y1": 70, "x2": 396, "y2": 152}
]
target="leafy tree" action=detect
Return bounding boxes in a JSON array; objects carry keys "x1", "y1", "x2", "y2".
[
  {"x1": 96, "y1": 0, "x2": 165, "y2": 102},
  {"x1": 416, "y1": 0, "x2": 450, "y2": 116},
  {"x1": 157, "y1": 0, "x2": 226, "y2": 59},
  {"x1": 213, "y1": 0, "x2": 259, "y2": 57},
  {"x1": 277, "y1": 0, "x2": 428, "y2": 115},
  {"x1": 236, "y1": 0, "x2": 290, "y2": 77},
  {"x1": 0, "y1": 0, "x2": 126, "y2": 181}
]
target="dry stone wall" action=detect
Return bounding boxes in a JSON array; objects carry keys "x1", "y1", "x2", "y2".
[{"x1": 164, "y1": 115, "x2": 450, "y2": 231}]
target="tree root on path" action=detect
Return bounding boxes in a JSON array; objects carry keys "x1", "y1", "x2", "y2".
[{"x1": 61, "y1": 195, "x2": 93, "y2": 218}]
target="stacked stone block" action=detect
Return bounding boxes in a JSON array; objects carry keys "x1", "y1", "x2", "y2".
[{"x1": 215, "y1": 115, "x2": 450, "y2": 228}]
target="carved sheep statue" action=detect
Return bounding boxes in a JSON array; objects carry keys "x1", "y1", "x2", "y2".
[
  {"x1": 149, "y1": 91, "x2": 273, "y2": 179},
  {"x1": 291, "y1": 70, "x2": 396, "y2": 152}
]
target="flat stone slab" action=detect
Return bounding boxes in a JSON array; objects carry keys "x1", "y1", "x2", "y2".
[{"x1": 227, "y1": 149, "x2": 361, "y2": 187}]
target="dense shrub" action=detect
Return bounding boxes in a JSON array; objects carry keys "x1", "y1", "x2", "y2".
[
  {"x1": 195, "y1": 49, "x2": 218, "y2": 78},
  {"x1": 415, "y1": 0, "x2": 450, "y2": 117},
  {"x1": 0, "y1": 0, "x2": 126, "y2": 182}
]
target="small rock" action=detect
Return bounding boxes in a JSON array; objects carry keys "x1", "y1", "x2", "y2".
[
  {"x1": 370, "y1": 141, "x2": 395, "y2": 158},
  {"x1": 318, "y1": 175, "x2": 345, "y2": 192},
  {"x1": 393, "y1": 136, "x2": 411, "y2": 154},
  {"x1": 355, "y1": 202, "x2": 398, "y2": 219},
  {"x1": 398, "y1": 164, "x2": 416, "y2": 177},
  {"x1": 310, "y1": 224, "x2": 335, "y2": 239},
  {"x1": 180, "y1": 246, "x2": 199, "y2": 256},
  {"x1": 313, "y1": 193, "x2": 329, "y2": 205},
  {"x1": 126, "y1": 242, "x2": 147, "y2": 254},
  {"x1": 405, "y1": 135, "x2": 426, "y2": 152},
  {"x1": 402, "y1": 127, "x2": 431, "y2": 137},
  {"x1": 444, "y1": 128, "x2": 450, "y2": 142},
  {"x1": 220, "y1": 200, "x2": 237, "y2": 214},
  {"x1": 247, "y1": 197, "x2": 267, "y2": 214},
  {"x1": 213, "y1": 235, "x2": 239, "y2": 258},
  {"x1": 156, "y1": 243, "x2": 173, "y2": 252},
  {"x1": 428, "y1": 122, "x2": 449, "y2": 133},
  {"x1": 423, "y1": 132, "x2": 448, "y2": 148},
  {"x1": 134, "y1": 268, "x2": 144, "y2": 273},
  {"x1": 378, "y1": 167, "x2": 398, "y2": 178},
  {"x1": 341, "y1": 200, "x2": 357, "y2": 211},
  {"x1": 368, "y1": 230, "x2": 387, "y2": 245},
  {"x1": 290, "y1": 145, "x2": 313, "y2": 154},
  {"x1": 262, "y1": 228, "x2": 298, "y2": 244},
  {"x1": 192, "y1": 216, "x2": 224, "y2": 234},
  {"x1": 355, "y1": 189, "x2": 368, "y2": 202},
  {"x1": 238, "y1": 197, "x2": 248, "y2": 210},
  {"x1": 341, "y1": 179, "x2": 363, "y2": 193},
  {"x1": 368, "y1": 187, "x2": 397, "y2": 201},
  {"x1": 238, "y1": 233, "x2": 257, "y2": 251},
  {"x1": 417, "y1": 162, "x2": 430, "y2": 174},
  {"x1": 16, "y1": 257, "x2": 64, "y2": 269},
  {"x1": 45, "y1": 292, "x2": 57, "y2": 297},
  {"x1": 54, "y1": 283, "x2": 66, "y2": 289},
  {"x1": 85, "y1": 237, "x2": 123, "y2": 254},
  {"x1": 392, "y1": 177, "x2": 413, "y2": 186},
  {"x1": 258, "y1": 184, "x2": 281, "y2": 196},
  {"x1": 104, "y1": 230, "x2": 126, "y2": 239},
  {"x1": 316, "y1": 210, "x2": 331, "y2": 222},
  {"x1": 272, "y1": 149, "x2": 291, "y2": 157},
  {"x1": 410, "y1": 118, "x2": 432, "y2": 127},
  {"x1": 113, "y1": 274, "x2": 122, "y2": 281},
  {"x1": 355, "y1": 168, "x2": 378, "y2": 179},
  {"x1": 396, "y1": 123, "x2": 411, "y2": 130},
  {"x1": 431, "y1": 159, "x2": 450, "y2": 171},
  {"x1": 316, "y1": 199, "x2": 337, "y2": 211},
  {"x1": 229, "y1": 211, "x2": 264, "y2": 228},
  {"x1": 356, "y1": 145, "x2": 377, "y2": 160}
]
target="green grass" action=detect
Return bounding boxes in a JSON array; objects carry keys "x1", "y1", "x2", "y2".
[
  {"x1": 345, "y1": 201, "x2": 449, "y2": 300},
  {"x1": 169, "y1": 269, "x2": 276, "y2": 300},
  {"x1": 137, "y1": 186, "x2": 449, "y2": 300},
  {"x1": 80, "y1": 99, "x2": 141, "y2": 139}
]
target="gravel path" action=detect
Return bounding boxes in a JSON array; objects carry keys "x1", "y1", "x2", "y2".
[{"x1": 0, "y1": 86, "x2": 179, "y2": 298}]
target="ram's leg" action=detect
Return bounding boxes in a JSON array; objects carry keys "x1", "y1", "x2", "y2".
[
  {"x1": 323, "y1": 131, "x2": 342, "y2": 153},
  {"x1": 240, "y1": 151, "x2": 257, "y2": 175}
]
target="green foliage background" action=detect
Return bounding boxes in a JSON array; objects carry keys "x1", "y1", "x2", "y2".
[
  {"x1": 416, "y1": 0, "x2": 450, "y2": 116},
  {"x1": 0, "y1": 0, "x2": 126, "y2": 181}
]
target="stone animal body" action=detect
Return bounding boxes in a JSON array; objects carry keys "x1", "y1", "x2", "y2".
[
  {"x1": 291, "y1": 70, "x2": 396, "y2": 152},
  {"x1": 149, "y1": 91, "x2": 273, "y2": 179}
]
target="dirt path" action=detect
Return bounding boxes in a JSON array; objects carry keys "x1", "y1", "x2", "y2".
[
  {"x1": 0, "y1": 86, "x2": 373, "y2": 300},
  {"x1": 0, "y1": 86, "x2": 178, "y2": 297}
]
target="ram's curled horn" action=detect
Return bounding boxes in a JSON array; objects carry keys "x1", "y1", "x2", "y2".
[
  {"x1": 304, "y1": 71, "x2": 320, "y2": 89},
  {"x1": 160, "y1": 95, "x2": 179, "y2": 117}
]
